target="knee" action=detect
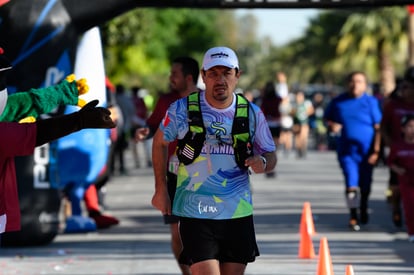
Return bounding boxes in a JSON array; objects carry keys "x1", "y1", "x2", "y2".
[{"x1": 345, "y1": 189, "x2": 360, "y2": 208}]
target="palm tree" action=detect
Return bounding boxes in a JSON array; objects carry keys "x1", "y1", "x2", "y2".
[{"x1": 335, "y1": 8, "x2": 408, "y2": 96}]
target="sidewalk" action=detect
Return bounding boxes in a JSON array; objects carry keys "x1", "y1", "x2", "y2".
[{"x1": 0, "y1": 150, "x2": 413, "y2": 275}]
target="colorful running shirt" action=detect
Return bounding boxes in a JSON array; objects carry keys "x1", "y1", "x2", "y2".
[{"x1": 160, "y1": 91, "x2": 275, "y2": 220}]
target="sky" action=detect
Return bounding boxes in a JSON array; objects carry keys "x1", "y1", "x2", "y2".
[{"x1": 236, "y1": 9, "x2": 320, "y2": 46}]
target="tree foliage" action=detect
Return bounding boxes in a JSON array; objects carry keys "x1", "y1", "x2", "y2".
[
  {"x1": 101, "y1": 8, "x2": 228, "y2": 93},
  {"x1": 100, "y1": 7, "x2": 411, "y2": 97},
  {"x1": 334, "y1": 7, "x2": 408, "y2": 95},
  {"x1": 258, "y1": 7, "x2": 408, "y2": 95}
]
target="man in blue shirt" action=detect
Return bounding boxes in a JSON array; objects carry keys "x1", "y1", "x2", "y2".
[{"x1": 324, "y1": 71, "x2": 382, "y2": 231}]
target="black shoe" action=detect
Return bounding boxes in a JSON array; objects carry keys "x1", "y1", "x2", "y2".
[{"x1": 349, "y1": 219, "x2": 360, "y2": 231}]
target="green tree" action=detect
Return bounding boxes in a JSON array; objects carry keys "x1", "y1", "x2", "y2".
[
  {"x1": 292, "y1": 10, "x2": 350, "y2": 85},
  {"x1": 257, "y1": 8, "x2": 408, "y2": 96},
  {"x1": 232, "y1": 12, "x2": 264, "y2": 89},
  {"x1": 101, "y1": 8, "x2": 229, "y2": 94},
  {"x1": 335, "y1": 7, "x2": 408, "y2": 95},
  {"x1": 242, "y1": 10, "x2": 347, "y2": 92}
]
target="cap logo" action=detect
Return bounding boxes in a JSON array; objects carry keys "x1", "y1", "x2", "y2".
[
  {"x1": 211, "y1": 52, "x2": 229, "y2": 59},
  {"x1": 202, "y1": 46, "x2": 238, "y2": 70}
]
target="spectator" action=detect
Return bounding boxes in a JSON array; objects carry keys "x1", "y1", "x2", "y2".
[
  {"x1": 275, "y1": 72, "x2": 289, "y2": 99},
  {"x1": 291, "y1": 90, "x2": 314, "y2": 158},
  {"x1": 387, "y1": 114, "x2": 414, "y2": 242},
  {"x1": 110, "y1": 84, "x2": 135, "y2": 175},
  {"x1": 310, "y1": 92, "x2": 328, "y2": 151},
  {"x1": 131, "y1": 86, "x2": 151, "y2": 168},
  {"x1": 381, "y1": 68, "x2": 414, "y2": 228},
  {"x1": 279, "y1": 92, "x2": 294, "y2": 157},
  {"x1": 135, "y1": 56, "x2": 201, "y2": 275}
]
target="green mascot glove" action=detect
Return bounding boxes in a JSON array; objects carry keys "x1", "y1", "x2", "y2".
[{"x1": 0, "y1": 74, "x2": 89, "y2": 123}]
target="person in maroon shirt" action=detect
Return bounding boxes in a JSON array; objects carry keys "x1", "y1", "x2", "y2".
[
  {"x1": 387, "y1": 114, "x2": 414, "y2": 242},
  {"x1": 0, "y1": 101, "x2": 115, "y2": 234},
  {"x1": 381, "y1": 67, "x2": 414, "y2": 227},
  {"x1": 135, "y1": 56, "x2": 200, "y2": 275},
  {"x1": 0, "y1": 52, "x2": 116, "y2": 236}
]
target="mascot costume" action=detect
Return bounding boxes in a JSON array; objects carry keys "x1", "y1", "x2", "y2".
[
  {"x1": 0, "y1": 50, "x2": 116, "y2": 239},
  {"x1": 0, "y1": 0, "x2": 140, "y2": 246}
]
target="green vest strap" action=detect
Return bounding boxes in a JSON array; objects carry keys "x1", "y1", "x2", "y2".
[{"x1": 177, "y1": 92, "x2": 252, "y2": 169}]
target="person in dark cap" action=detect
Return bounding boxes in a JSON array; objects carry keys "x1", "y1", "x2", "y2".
[{"x1": 381, "y1": 66, "x2": 414, "y2": 228}]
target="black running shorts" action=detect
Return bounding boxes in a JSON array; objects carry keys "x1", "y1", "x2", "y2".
[{"x1": 179, "y1": 215, "x2": 260, "y2": 265}]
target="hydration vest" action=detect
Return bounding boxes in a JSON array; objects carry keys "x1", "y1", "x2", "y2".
[{"x1": 177, "y1": 92, "x2": 253, "y2": 169}]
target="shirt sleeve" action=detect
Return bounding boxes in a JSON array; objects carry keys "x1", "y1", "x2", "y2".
[
  {"x1": 251, "y1": 103, "x2": 276, "y2": 155},
  {"x1": 159, "y1": 98, "x2": 188, "y2": 143},
  {"x1": 370, "y1": 97, "x2": 382, "y2": 124},
  {"x1": 146, "y1": 98, "x2": 168, "y2": 132}
]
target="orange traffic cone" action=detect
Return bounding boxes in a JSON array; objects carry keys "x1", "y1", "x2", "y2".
[
  {"x1": 316, "y1": 237, "x2": 334, "y2": 275},
  {"x1": 298, "y1": 225, "x2": 315, "y2": 259},
  {"x1": 345, "y1": 265, "x2": 354, "y2": 275},
  {"x1": 300, "y1": 201, "x2": 316, "y2": 236}
]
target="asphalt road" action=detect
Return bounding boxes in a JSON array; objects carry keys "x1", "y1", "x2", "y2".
[{"x1": 0, "y1": 148, "x2": 413, "y2": 275}]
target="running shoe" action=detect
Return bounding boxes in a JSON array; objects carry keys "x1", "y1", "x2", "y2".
[{"x1": 349, "y1": 219, "x2": 360, "y2": 231}]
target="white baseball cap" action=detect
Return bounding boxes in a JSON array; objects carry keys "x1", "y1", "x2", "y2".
[{"x1": 202, "y1": 46, "x2": 239, "y2": 71}]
